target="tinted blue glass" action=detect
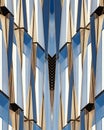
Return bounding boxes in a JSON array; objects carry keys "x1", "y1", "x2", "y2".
[
  {"x1": 36, "y1": 45, "x2": 45, "y2": 63},
  {"x1": 50, "y1": 0, "x2": 54, "y2": 14},
  {"x1": 60, "y1": 45, "x2": 68, "y2": 63},
  {"x1": 95, "y1": 92, "x2": 104, "y2": 122},
  {"x1": 43, "y1": 0, "x2": 49, "y2": 53},
  {"x1": 90, "y1": 16, "x2": 96, "y2": 76},
  {"x1": 81, "y1": 110, "x2": 85, "y2": 130},
  {"x1": 72, "y1": 32, "x2": 80, "y2": 46},
  {"x1": 19, "y1": 110, "x2": 24, "y2": 130},
  {"x1": 30, "y1": 68, "x2": 37, "y2": 122},
  {"x1": 8, "y1": 15, "x2": 14, "y2": 76},
  {"x1": 67, "y1": 69, "x2": 74, "y2": 121},
  {"x1": 55, "y1": 0, "x2": 61, "y2": 53},
  {"x1": 0, "y1": 92, "x2": 9, "y2": 122},
  {"x1": 62, "y1": 123, "x2": 70, "y2": 130},
  {"x1": 33, "y1": 123, "x2": 42, "y2": 130},
  {"x1": 72, "y1": 32, "x2": 81, "y2": 57},
  {"x1": 23, "y1": 32, "x2": 32, "y2": 56},
  {"x1": 22, "y1": 0, "x2": 27, "y2": 29},
  {"x1": 77, "y1": 0, "x2": 82, "y2": 30},
  {"x1": 24, "y1": 32, "x2": 32, "y2": 47}
]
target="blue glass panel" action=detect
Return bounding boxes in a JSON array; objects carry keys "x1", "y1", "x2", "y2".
[
  {"x1": 95, "y1": 92, "x2": 104, "y2": 122},
  {"x1": 0, "y1": 92, "x2": 9, "y2": 122},
  {"x1": 23, "y1": 32, "x2": 32, "y2": 56},
  {"x1": 43, "y1": 0, "x2": 49, "y2": 53},
  {"x1": 77, "y1": 0, "x2": 82, "y2": 30},
  {"x1": 33, "y1": 123, "x2": 42, "y2": 130},
  {"x1": 22, "y1": 0, "x2": 27, "y2": 30},
  {"x1": 30, "y1": 67, "x2": 37, "y2": 122},
  {"x1": 59, "y1": 45, "x2": 68, "y2": 71},
  {"x1": 7, "y1": 15, "x2": 14, "y2": 76},
  {"x1": 60, "y1": 45, "x2": 68, "y2": 63},
  {"x1": 24, "y1": 32, "x2": 32, "y2": 47},
  {"x1": 72, "y1": 32, "x2": 81, "y2": 58},
  {"x1": 67, "y1": 69, "x2": 74, "y2": 121},
  {"x1": 50, "y1": 0, "x2": 54, "y2": 14},
  {"x1": 62, "y1": 123, "x2": 70, "y2": 130},
  {"x1": 55, "y1": 0, "x2": 61, "y2": 53},
  {"x1": 48, "y1": 14, "x2": 56, "y2": 57},
  {"x1": 19, "y1": 110, "x2": 24, "y2": 130},
  {"x1": 36, "y1": 45, "x2": 45, "y2": 63},
  {"x1": 90, "y1": 16, "x2": 96, "y2": 76},
  {"x1": 81, "y1": 110, "x2": 85, "y2": 130}
]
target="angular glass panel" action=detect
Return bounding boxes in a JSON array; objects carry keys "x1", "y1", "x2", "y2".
[
  {"x1": 77, "y1": 0, "x2": 91, "y2": 30},
  {"x1": 43, "y1": 60, "x2": 51, "y2": 130},
  {"x1": 72, "y1": 32, "x2": 82, "y2": 118},
  {"x1": 7, "y1": 15, "x2": 14, "y2": 77},
  {"x1": 95, "y1": 92, "x2": 104, "y2": 122},
  {"x1": 81, "y1": 28, "x2": 94, "y2": 109},
  {"x1": 63, "y1": 121, "x2": 80, "y2": 130},
  {"x1": 11, "y1": 29, "x2": 27, "y2": 109},
  {"x1": 0, "y1": 93, "x2": 9, "y2": 123},
  {"x1": 24, "y1": 120, "x2": 42, "y2": 130},
  {"x1": 33, "y1": 123, "x2": 42, "y2": 130},
  {"x1": 60, "y1": 45, "x2": 68, "y2": 69},
  {"x1": 59, "y1": 0, "x2": 70, "y2": 49},
  {"x1": 67, "y1": 68, "x2": 74, "y2": 121},
  {"x1": 95, "y1": 15, "x2": 104, "y2": 96},
  {"x1": 81, "y1": 42, "x2": 92, "y2": 109},
  {"x1": 0, "y1": 117, "x2": 8, "y2": 130},
  {"x1": 12, "y1": 41, "x2": 23, "y2": 109},
  {"x1": 59, "y1": 45, "x2": 69, "y2": 125},
  {"x1": 13, "y1": 0, "x2": 27, "y2": 30},
  {"x1": 70, "y1": 0, "x2": 78, "y2": 37},
  {"x1": 25, "y1": 0, "x2": 34, "y2": 36},
  {"x1": 0, "y1": 14, "x2": 13, "y2": 97},
  {"x1": 9, "y1": 109, "x2": 23, "y2": 130},
  {"x1": 81, "y1": 109, "x2": 95, "y2": 130},
  {"x1": 34, "y1": 0, "x2": 45, "y2": 49},
  {"x1": 22, "y1": 32, "x2": 32, "y2": 118},
  {"x1": 48, "y1": 14, "x2": 56, "y2": 56},
  {"x1": 30, "y1": 68, "x2": 37, "y2": 121},
  {"x1": 95, "y1": 92, "x2": 104, "y2": 129},
  {"x1": 0, "y1": 27, "x2": 8, "y2": 96},
  {"x1": 62, "y1": 123, "x2": 70, "y2": 130},
  {"x1": 35, "y1": 45, "x2": 45, "y2": 126},
  {"x1": 53, "y1": 60, "x2": 60, "y2": 130}
]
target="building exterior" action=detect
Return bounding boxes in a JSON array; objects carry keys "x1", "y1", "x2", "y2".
[{"x1": 0, "y1": 0, "x2": 104, "y2": 130}]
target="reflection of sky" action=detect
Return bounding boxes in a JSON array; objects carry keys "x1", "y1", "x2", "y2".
[
  {"x1": 48, "y1": 13, "x2": 56, "y2": 56},
  {"x1": 96, "y1": 92, "x2": 104, "y2": 122},
  {"x1": 60, "y1": 46, "x2": 68, "y2": 64},
  {"x1": 33, "y1": 122, "x2": 42, "y2": 130},
  {"x1": 60, "y1": 48, "x2": 69, "y2": 122},
  {"x1": 50, "y1": 0, "x2": 54, "y2": 14},
  {"x1": 0, "y1": 93, "x2": 9, "y2": 123},
  {"x1": 44, "y1": 61, "x2": 51, "y2": 130},
  {"x1": 53, "y1": 61, "x2": 60, "y2": 130},
  {"x1": 72, "y1": 32, "x2": 81, "y2": 58},
  {"x1": 48, "y1": 0, "x2": 62, "y2": 56},
  {"x1": 62, "y1": 123, "x2": 70, "y2": 130}
]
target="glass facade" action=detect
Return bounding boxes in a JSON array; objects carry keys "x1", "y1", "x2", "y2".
[{"x1": 0, "y1": 0, "x2": 104, "y2": 130}]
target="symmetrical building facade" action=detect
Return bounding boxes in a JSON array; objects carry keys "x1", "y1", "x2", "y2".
[{"x1": 0, "y1": 0, "x2": 104, "y2": 130}]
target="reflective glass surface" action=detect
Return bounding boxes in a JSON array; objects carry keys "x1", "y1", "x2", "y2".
[
  {"x1": 95, "y1": 92, "x2": 104, "y2": 122},
  {"x1": 0, "y1": 93, "x2": 9, "y2": 122}
]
